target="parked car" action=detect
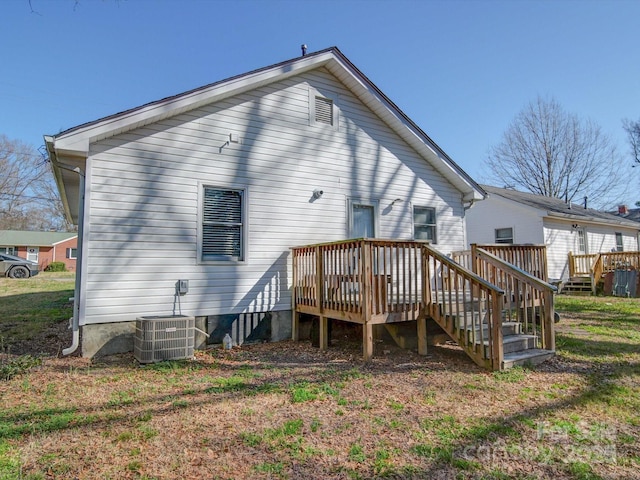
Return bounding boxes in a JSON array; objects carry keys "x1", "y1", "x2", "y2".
[{"x1": 0, "y1": 254, "x2": 40, "y2": 278}]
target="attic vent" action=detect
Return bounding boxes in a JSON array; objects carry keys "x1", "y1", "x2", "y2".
[{"x1": 315, "y1": 96, "x2": 334, "y2": 125}]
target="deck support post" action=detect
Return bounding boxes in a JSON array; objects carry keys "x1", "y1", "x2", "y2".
[
  {"x1": 319, "y1": 316, "x2": 329, "y2": 351},
  {"x1": 363, "y1": 322, "x2": 373, "y2": 361},
  {"x1": 292, "y1": 311, "x2": 300, "y2": 342},
  {"x1": 417, "y1": 316, "x2": 428, "y2": 355}
]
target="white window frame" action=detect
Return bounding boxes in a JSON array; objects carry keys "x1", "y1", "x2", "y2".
[
  {"x1": 413, "y1": 206, "x2": 437, "y2": 244},
  {"x1": 66, "y1": 247, "x2": 78, "y2": 259},
  {"x1": 615, "y1": 232, "x2": 624, "y2": 252},
  {"x1": 198, "y1": 184, "x2": 248, "y2": 264},
  {"x1": 495, "y1": 227, "x2": 514, "y2": 244},
  {"x1": 348, "y1": 198, "x2": 379, "y2": 239},
  {"x1": 0, "y1": 246, "x2": 17, "y2": 255}
]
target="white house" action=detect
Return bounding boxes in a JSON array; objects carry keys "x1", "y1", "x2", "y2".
[
  {"x1": 45, "y1": 47, "x2": 485, "y2": 358},
  {"x1": 466, "y1": 185, "x2": 640, "y2": 282}
]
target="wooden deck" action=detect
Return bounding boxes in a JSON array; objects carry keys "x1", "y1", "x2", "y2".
[
  {"x1": 292, "y1": 239, "x2": 556, "y2": 370},
  {"x1": 568, "y1": 251, "x2": 640, "y2": 295}
]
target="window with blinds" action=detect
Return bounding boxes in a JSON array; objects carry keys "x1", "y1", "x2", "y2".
[
  {"x1": 202, "y1": 187, "x2": 244, "y2": 261},
  {"x1": 315, "y1": 96, "x2": 334, "y2": 125}
]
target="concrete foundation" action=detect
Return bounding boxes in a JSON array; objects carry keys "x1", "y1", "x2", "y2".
[
  {"x1": 80, "y1": 310, "x2": 293, "y2": 358},
  {"x1": 81, "y1": 321, "x2": 136, "y2": 358}
]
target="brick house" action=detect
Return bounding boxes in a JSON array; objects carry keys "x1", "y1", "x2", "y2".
[{"x1": 0, "y1": 230, "x2": 78, "y2": 271}]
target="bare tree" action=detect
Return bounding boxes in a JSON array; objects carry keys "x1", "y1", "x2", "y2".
[
  {"x1": 623, "y1": 118, "x2": 640, "y2": 165},
  {"x1": 483, "y1": 96, "x2": 625, "y2": 208},
  {"x1": 0, "y1": 134, "x2": 71, "y2": 231}
]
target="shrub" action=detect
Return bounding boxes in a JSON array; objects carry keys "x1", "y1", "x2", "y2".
[{"x1": 45, "y1": 262, "x2": 66, "y2": 272}]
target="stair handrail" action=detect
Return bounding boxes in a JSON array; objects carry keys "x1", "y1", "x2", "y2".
[
  {"x1": 423, "y1": 245, "x2": 506, "y2": 370},
  {"x1": 474, "y1": 247, "x2": 556, "y2": 352},
  {"x1": 475, "y1": 249, "x2": 557, "y2": 291}
]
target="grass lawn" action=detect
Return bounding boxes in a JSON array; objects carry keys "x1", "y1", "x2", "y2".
[
  {"x1": 0, "y1": 279, "x2": 639, "y2": 479},
  {"x1": 0, "y1": 272, "x2": 74, "y2": 353}
]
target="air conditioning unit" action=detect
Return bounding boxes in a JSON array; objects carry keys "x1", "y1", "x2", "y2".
[{"x1": 134, "y1": 315, "x2": 195, "y2": 364}]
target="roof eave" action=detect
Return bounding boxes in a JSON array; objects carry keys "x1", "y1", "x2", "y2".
[{"x1": 546, "y1": 211, "x2": 640, "y2": 229}]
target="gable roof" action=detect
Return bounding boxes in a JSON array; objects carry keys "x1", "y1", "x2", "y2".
[
  {"x1": 45, "y1": 47, "x2": 485, "y2": 224},
  {"x1": 0, "y1": 230, "x2": 77, "y2": 247},
  {"x1": 482, "y1": 185, "x2": 640, "y2": 229}
]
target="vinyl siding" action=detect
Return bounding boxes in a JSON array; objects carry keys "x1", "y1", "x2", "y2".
[
  {"x1": 467, "y1": 195, "x2": 640, "y2": 281},
  {"x1": 466, "y1": 195, "x2": 544, "y2": 245},
  {"x1": 81, "y1": 69, "x2": 467, "y2": 324},
  {"x1": 542, "y1": 220, "x2": 575, "y2": 280}
]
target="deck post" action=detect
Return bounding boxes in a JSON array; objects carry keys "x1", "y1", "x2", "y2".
[
  {"x1": 319, "y1": 316, "x2": 329, "y2": 351},
  {"x1": 361, "y1": 240, "x2": 373, "y2": 361},
  {"x1": 292, "y1": 311, "x2": 300, "y2": 341},
  {"x1": 292, "y1": 248, "x2": 299, "y2": 341},
  {"x1": 470, "y1": 243, "x2": 479, "y2": 275},
  {"x1": 417, "y1": 316, "x2": 427, "y2": 355},
  {"x1": 363, "y1": 322, "x2": 373, "y2": 360},
  {"x1": 543, "y1": 291, "x2": 555, "y2": 351},
  {"x1": 490, "y1": 292, "x2": 504, "y2": 371}
]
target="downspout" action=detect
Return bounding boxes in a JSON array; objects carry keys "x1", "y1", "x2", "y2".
[{"x1": 62, "y1": 166, "x2": 85, "y2": 356}]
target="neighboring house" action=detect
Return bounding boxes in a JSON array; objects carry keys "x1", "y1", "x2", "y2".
[
  {"x1": 466, "y1": 185, "x2": 640, "y2": 282},
  {"x1": 611, "y1": 205, "x2": 640, "y2": 223},
  {"x1": 0, "y1": 230, "x2": 78, "y2": 271},
  {"x1": 45, "y1": 46, "x2": 485, "y2": 358}
]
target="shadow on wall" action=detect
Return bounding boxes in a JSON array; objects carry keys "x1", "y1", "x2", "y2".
[{"x1": 207, "y1": 251, "x2": 291, "y2": 346}]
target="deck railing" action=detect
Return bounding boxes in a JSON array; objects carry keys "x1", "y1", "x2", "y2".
[
  {"x1": 453, "y1": 244, "x2": 549, "y2": 281},
  {"x1": 292, "y1": 239, "x2": 426, "y2": 322},
  {"x1": 567, "y1": 251, "x2": 640, "y2": 294},
  {"x1": 568, "y1": 252, "x2": 597, "y2": 277},
  {"x1": 473, "y1": 248, "x2": 556, "y2": 352}
]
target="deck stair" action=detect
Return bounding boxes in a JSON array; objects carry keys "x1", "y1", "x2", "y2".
[
  {"x1": 560, "y1": 276, "x2": 593, "y2": 295},
  {"x1": 434, "y1": 298, "x2": 555, "y2": 369}
]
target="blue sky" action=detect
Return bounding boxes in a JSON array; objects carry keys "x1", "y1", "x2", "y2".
[{"x1": 2, "y1": 0, "x2": 639, "y2": 207}]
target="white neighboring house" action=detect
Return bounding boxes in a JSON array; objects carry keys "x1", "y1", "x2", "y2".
[
  {"x1": 45, "y1": 47, "x2": 485, "y2": 358},
  {"x1": 466, "y1": 185, "x2": 640, "y2": 282}
]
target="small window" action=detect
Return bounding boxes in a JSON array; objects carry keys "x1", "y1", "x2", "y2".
[
  {"x1": 615, "y1": 232, "x2": 624, "y2": 252},
  {"x1": 66, "y1": 248, "x2": 77, "y2": 259},
  {"x1": 201, "y1": 187, "x2": 245, "y2": 261},
  {"x1": 27, "y1": 247, "x2": 38, "y2": 263},
  {"x1": 414, "y1": 207, "x2": 437, "y2": 243},
  {"x1": 0, "y1": 247, "x2": 17, "y2": 255},
  {"x1": 495, "y1": 227, "x2": 513, "y2": 244}
]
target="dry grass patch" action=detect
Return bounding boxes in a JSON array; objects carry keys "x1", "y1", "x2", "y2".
[{"x1": 0, "y1": 295, "x2": 638, "y2": 479}]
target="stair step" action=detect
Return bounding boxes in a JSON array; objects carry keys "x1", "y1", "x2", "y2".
[
  {"x1": 502, "y1": 349, "x2": 555, "y2": 369},
  {"x1": 464, "y1": 321, "x2": 522, "y2": 339},
  {"x1": 478, "y1": 334, "x2": 537, "y2": 357},
  {"x1": 502, "y1": 334, "x2": 537, "y2": 354}
]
